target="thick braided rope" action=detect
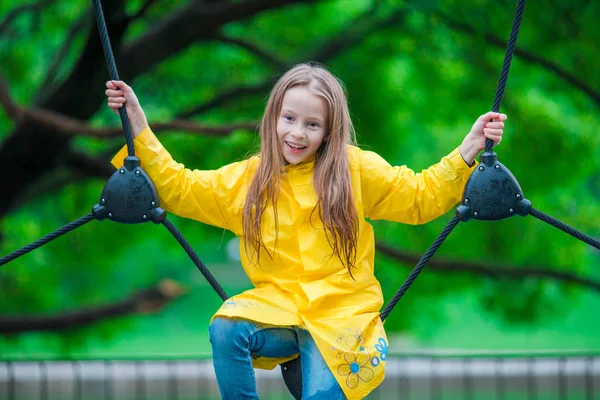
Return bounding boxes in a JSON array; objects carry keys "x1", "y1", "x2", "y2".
[
  {"x1": 90, "y1": 0, "x2": 226, "y2": 301},
  {"x1": 381, "y1": 1, "x2": 529, "y2": 321},
  {"x1": 486, "y1": 0, "x2": 527, "y2": 152},
  {"x1": 91, "y1": 0, "x2": 135, "y2": 156},
  {"x1": 381, "y1": 216, "x2": 460, "y2": 321},
  {"x1": 0, "y1": 214, "x2": 95, "y2": 267},
  {"x1": 162, "y1": 218, "x2": 229, "y2": 301},
  {"x1": 529, "y1": 208, "x2": 600, "y2": 250}
]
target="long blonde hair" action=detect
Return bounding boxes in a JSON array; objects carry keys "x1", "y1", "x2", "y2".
[{"x1": 242, "y1": 63, "x2": 359, "y2": 275}]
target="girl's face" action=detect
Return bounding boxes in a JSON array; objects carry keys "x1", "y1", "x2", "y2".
[{"x1": 276, "y1": 86, "x2": 328, "y2": 165}]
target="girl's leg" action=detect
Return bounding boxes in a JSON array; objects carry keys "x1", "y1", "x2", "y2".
[
  {"x1": 297, "y1": 328, "x2": 346, "y2": 400},
  {"x1": 209, "y1": 317, "x2": 299, "y2": 400}
]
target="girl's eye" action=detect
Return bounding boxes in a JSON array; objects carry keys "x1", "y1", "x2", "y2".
[
  {"x1": 308, "y1": 122, "x2": 320, "y2": 128},
  {"x1": 284, "y1": 115, "x2": 294, "y2": 121}
]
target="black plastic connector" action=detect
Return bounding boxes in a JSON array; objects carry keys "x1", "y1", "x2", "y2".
[
  {"x1": 92, "y1": 156, "x2": 166, "y2": 224},
  {"x1": 456, "y1": 151, "x2": 532, "y2": 222}
]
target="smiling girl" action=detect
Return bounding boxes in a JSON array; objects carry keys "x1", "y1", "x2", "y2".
[{"x1": 106, "y1": 63, "x2": 506, "y2": 399}]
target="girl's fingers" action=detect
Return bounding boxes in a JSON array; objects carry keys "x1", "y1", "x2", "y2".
[
  {"x1": 485, "y1": 121, "x2": 504, "y2": 129},
  {"x1": 105, "y1": 80, "x2": 128, "y2": 90},
  {"x1": 106, "y1": 80, "x2": 121, "y2": 89},
  {"x1": 112, "y1": 80, "x2": 130, "y2": 92},
  {"x1": 475, "y1": 111, "x2": 507, "y2": 147},
  {"x1": 483, "y1": 128, "x2": 503, "y2": 136},
  {"x1": 479, "y1": 111, "x2": 497, "y2": 121},
  {"x1": 105, "y1": 90, "x2": 123, "y2": 98},
  {"x1": 105, "y1": 80, "x2": 130, "y2": 114},
  {"x1": 480, "y1": 111, "x2": 507, "y2": 122},
  {"x1": 485, "y1": 133, "x2": 502, "y2": 142},
  {"x1": 108, "y1": 95, "x2": 126, "y2": 107},
  {"x1": 485, "y1": 133, "x2": 502, "y2": 140},
  {"x1": 108, "y1": 96, "x2": 127, "y2": 103}
]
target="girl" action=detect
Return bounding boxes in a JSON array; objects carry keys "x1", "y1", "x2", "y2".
[{"x1": 106, "y1": 63, "x2": 506, "y2": 400}]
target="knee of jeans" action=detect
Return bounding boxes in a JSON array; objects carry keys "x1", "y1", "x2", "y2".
[{"x1": 209, "y1": 317, "x2": 250, "y2": 349}]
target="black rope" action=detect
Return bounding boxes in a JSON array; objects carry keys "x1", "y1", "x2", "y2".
[
  {"x1": 162, "y1": 218, "x2": 229, "y2": 301},
  {"x1": 381, "y1": 216, "x2": 460, "y2": 321},
  {"x1": 90, "y1": 0, "x2": 226, "y2": 302},
  {"x1": 379, "y1": 0, "x2": 528, "y2": 321},
  {"x1": 91, "y1": 0, "x2": 135, "y2": 156},
  {"x1": 529, "y1": 208, "x2": 600, "y2": 250},
  {"x1": 486, "y1": 0, "x2": 527, "y2": 153},
  {"x1": 0, "y1": 213, "x2": 95, "y2": 267}
]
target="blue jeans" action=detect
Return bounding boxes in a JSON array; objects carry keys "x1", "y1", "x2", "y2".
[{"x1": 209, "y1": 317, "x2": 346, "y2": 399}]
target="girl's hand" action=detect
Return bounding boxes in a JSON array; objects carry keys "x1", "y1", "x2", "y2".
[
  {"x1": 105, "y1": 80, "x2": 148, "y2": 137},
  {"x1": 459, "y1": 111, "x2": 507, "y2": 165}
]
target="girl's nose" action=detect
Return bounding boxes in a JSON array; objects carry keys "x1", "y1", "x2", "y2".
[{"x1": 290, "y1": 128, "x2": 306, "y2": 138}]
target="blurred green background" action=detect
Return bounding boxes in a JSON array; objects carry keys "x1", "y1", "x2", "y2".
[{"x1": 1, "y1": 0, "x2": 599, "y2": 359}]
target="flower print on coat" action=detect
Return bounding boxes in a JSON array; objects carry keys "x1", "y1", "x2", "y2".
[
  {"x1": 374, "y1": 337, "x2": 388, "y2": 361},
  {"x1": 337, "y1": 351, "x2": 374, "y2": 389},
  {"x1": 336, "y1": 328, "x2": 364, "y2": 349}
]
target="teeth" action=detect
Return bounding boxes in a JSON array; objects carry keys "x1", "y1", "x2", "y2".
[{"x1": 287, "y1": 142, "x2": 306, "y2": 150}]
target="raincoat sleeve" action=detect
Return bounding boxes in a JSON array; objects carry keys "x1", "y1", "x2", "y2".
[
  {"x1": 359, "y1": 147, "x2": 476, "y2": 224},
  {"x1": 111, "y1": 126, "x2": 249, "y2": 231}
]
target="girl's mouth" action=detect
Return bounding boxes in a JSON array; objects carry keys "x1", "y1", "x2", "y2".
[{"x1": 286, "y1": 141, "x2": 307, "y2": 153}]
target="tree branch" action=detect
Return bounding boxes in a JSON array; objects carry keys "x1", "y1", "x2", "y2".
[
  {"x1": 179, "y1": 5, "x2": 409, "y2": 118},
  {"x1": 436, "y1": 12, "x2": 600, "y2": 107},
  {"x1": 308, "y1": 5, "x2": 404, "y2": 65},
  {"x1": 66, "y1": 150, "x2": 114, "y2": 177},
  {"x1": 0, "y1": 82, "x2": 257, "y2": 138},
  {"x1": 127, "y1": 0, "x2": 161, "y2": 22},
  {"x1": 178, "y1": 82, "x2": 273, "y2": 118},
  {"x1": 0, "y1": 74, "x2": 23, "y2": 119},
  {"x1": 0, "y1": 0, "x2": 326, "y2": 219},
  {"x1": 29, "y1": 107, "x2": 258, "y2": 137},
  {"x1": 0, "y1": 0, "x2": 57, "y2": 36},
  {"x1": 211, "y1": 34, "x2": 287, "y2": 68},
  {"x1": 120, "y1": 0, "x2": 321, "y2": 79},
  {"x1": 376, "y1": 243, "x2": 600, "y2": 293},
  {"x1": 36, "y1": 10, "x2": 91, "y2": 103},
  {"x1": 151, "y1": 119, "x2": 258, "y2": 137},
  {"x1": 0, "y1": 280, "x2": 187, "y2": 335}
]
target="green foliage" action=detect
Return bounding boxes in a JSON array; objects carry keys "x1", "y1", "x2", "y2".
[{"x1": 1, "y1": 0, "x2": 599, "y2": 355}]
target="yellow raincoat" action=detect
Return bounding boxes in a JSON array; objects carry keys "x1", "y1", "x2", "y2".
[{"x1": 112, "y1": 126, "x2": 476, "y2": 399}]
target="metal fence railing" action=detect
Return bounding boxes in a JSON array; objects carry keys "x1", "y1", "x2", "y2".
[{"x1": 0, "y1": 351, "x2": 598, "y2": 399}]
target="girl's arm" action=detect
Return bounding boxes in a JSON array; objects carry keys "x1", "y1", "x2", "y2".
[
  {"x1": 459, "y1": 112, "x2": 506, "y2": 165},
  {"x1": 106, "y1": 81, "x2": 248, "y2": 231},
  {"x1": 105, "y1": 80, "x2": 148, "y2": 137},
  {"x1": 359, "y1": 148, "x2": 473, "y2": 224},
  {"x1": 360, "y1": 112, "x2": 506, "y2": 224}
]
